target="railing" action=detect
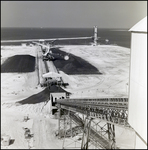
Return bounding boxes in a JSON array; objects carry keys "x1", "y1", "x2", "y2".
[{"x1": 56, "y1": 98, "x2": 129, "y2": 127}]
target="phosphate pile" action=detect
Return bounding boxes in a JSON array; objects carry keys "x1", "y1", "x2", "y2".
[
  {"x1": 51, "y1": 48, "x2": 101, "y2": 75},
  {"x1": 17, "y1": 85, "x2": 70, "y2": 104},
  {"x1": 1, "y1": 55, "x2": 35, "y2": 73}
]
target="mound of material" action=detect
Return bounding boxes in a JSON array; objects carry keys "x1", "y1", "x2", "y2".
[
  {"x1": 51, "y1": 48, "x2": 101, "y2": 75},
  {"x1": 1, "y1": 55, "x2": 35, "y2": 73},
  {"x1": 17, "y1": 85, "x2": 70, "y2": 105}
]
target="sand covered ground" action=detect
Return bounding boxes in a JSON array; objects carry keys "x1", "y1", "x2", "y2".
[
  {"x1": 1, "y1": 44, "x2": 135, "y2": 149},
  {"x1": 59, "y1": 45, "x2": 130, "y2": 98}
]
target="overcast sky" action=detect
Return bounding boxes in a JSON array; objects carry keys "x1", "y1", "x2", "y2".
[{"x1": 1, "y1": 1, "x2": 147, "y2": 29}]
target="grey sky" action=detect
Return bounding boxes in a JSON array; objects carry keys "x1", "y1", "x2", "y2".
[{"x1": 1, "y1": 1, "x2": 147, "y2": 28}]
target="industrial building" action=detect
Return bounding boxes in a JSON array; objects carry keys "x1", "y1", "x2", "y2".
[{"x1": 128, "y1": 16, "x2": 147, "y2": 149}]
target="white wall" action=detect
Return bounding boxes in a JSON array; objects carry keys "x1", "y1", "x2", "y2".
[
  {"x1": 135, "y1": 133, "x2": 147, "y2": 149},
  {"x1": 50, "y1": 92, "x2": 66, "y2": 102},
  {"x1": 128, "y1": 32, "x2": 147, "y2": 148}
]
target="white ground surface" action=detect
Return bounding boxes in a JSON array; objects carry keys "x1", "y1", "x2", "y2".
[
  {"x1": 60, "y1": 45, "x2": 130, "y2": 98},
  {"x1": 1, "y1": 44, "x2": 135, "y2": 149}
]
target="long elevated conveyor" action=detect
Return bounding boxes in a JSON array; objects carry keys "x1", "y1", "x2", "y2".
[
  {"x1": 56, "y1": 97, "x2": 131, "y2": 149},
  {"x1": 56, "y1": 98, "x2": 129, "y2": 127}
]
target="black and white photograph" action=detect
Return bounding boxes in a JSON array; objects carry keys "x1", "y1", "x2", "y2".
[{"x1": 1, "y1": 1, "x2": 147, "y2": 149}]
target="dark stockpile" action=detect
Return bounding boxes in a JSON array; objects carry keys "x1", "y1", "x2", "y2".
[
  {"x1": 51, "y1": 48, "x2": 102, "y2": 75},
  {"x1": 1, "y1": 55, "x2": 35, "y2": 73},
  {"x1": 17, "y1": 85, "x2": 70, "y2": 104}
]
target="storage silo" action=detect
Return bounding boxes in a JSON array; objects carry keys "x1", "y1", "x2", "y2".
[{"x1": 128, "y1": 16, "x2": 147, "y2": 149}]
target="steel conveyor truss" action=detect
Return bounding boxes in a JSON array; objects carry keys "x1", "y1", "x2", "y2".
[{"x1": 56, "y1": 98, "x2": 131, "y2": 149}]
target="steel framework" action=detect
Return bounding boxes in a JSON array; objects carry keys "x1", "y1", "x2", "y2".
[{"x1": 56, "y1": 98, "x2": 131, "y2": 149}]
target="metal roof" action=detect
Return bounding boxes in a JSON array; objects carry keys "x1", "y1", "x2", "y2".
[{"x1": 129, "y1": 16, "x2": 147, "y2": 33}]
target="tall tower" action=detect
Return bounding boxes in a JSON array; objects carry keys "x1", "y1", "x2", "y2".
[{"x1": 94, "y1": 26, "x2": 98, "y2": 46}]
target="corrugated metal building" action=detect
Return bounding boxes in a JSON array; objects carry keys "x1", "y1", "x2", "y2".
[{"x1": 128, "y1": 16, "x2": 147, "y2": 149}]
